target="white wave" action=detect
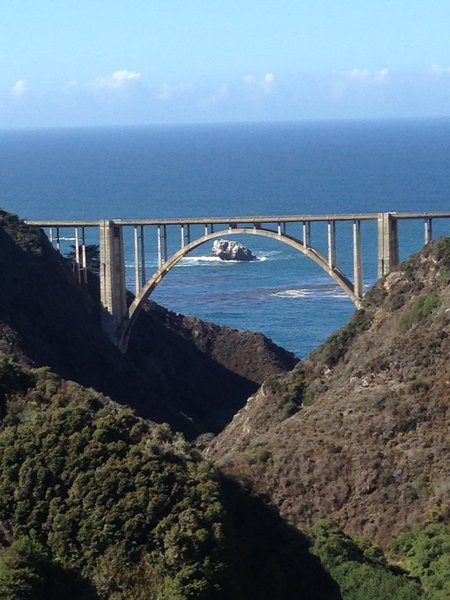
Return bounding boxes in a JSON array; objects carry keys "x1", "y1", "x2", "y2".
[
  {"x1": 124, "y1": 253, "x2": 270, "y2": 269},
  {"x1": 255, "y1": 250, "x2": 288, "y2": 261},
  {"x1": 179, "y1": 255, "x2": 267, "y2": 266},
  {"x1": 322, "y1": 289, "x2": 348, "y2": 299},
  {"x1": 255, "y1": 249, "x2": 282, "y2": 258},
  {"x1": 182, "y1": 256, "x2": 223, "y2": 264},
  {"x1": 125, "y1": 261, "x2": 137, "y2": 268},
  {"x1": 270, "y1": 289, "x2": 311, "y2": 299}
]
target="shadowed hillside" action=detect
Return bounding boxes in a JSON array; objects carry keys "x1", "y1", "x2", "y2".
[{"x1": 0, "y1": 210, "x2": 296, "y2": 436}]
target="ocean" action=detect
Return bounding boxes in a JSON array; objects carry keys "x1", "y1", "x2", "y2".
[{"x1": 1, "y1": 119, "x2": 450, "y2": 357}]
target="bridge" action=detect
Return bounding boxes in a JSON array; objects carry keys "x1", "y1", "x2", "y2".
[{"x1": 26, "y1": 211, "x2": 450, "y2": 351}]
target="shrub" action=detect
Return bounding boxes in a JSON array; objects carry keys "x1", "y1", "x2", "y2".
[
  {"x1": 318, "y1": 310, "x2": 372, "y2": 366},
  {"x1": 310, "y1": 521, "x2": 423, "y2": 600},
  {"x1": 281, "y1": 399, "x2": 299, "y2": 418},
  {"x1": 390, "y1": 523, "x2": 450, "y2": 599},
  {"x1": 0, "y1": 396, "x2": 228, "y2": 597},
  {"x1": 398, "y1": 293, "x2": 440, "y2": 334},
  {"x1": 403, "y1": 485, "x2": 419, "y2": 501},
  {"x1": 0, "y1": 537, "x2": 48, "y2": 600}
]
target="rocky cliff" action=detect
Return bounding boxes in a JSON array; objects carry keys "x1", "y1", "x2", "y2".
[{"x1": 207, "y1": 238, "x2": 450, "y2": 548}]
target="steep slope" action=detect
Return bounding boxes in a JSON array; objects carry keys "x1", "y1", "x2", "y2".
[
  {"x1": 0, "y1": 211, "x2": 296, "y2": 436},
  {"x1": 208, "y1": 238, "x2": 450, "y2": 548}
]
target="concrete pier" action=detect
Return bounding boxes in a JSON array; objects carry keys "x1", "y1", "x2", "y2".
[
  {"x1": 377, "y1": 212, "x2": 400, "y2": 278},
  {"x1": 99, "y1": 220, "x2": 128, "y2": 345},
  {"x1": 353, "y1": 220, "x2": 363, "y2": 299},
  {"x1": 327, "y1": 221, "x2": 336, "y2": 268},
  {"x1": 424, "y1": 218, "x2": 433, "y2": 244},
  {"x1": 302, "y1": 221, "x2": 311, "y2": 248}
]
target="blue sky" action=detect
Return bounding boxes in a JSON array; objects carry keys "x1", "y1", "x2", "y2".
[{"x1": 1, "y1": 0, "x2": 450, "y2": 128}]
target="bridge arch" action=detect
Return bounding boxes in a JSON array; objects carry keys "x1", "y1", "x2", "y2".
[{"x1": 118, "y1": 227, "x2": 360, "y2": 351}]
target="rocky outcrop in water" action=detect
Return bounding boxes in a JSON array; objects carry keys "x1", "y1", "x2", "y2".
[{"x1": 212, "y1": 239, "x2": 257, "y2": 261}]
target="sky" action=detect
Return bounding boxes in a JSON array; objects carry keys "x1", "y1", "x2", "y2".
[{"x1": 1, "y1": 0, "x2": 450, "y2": 128}]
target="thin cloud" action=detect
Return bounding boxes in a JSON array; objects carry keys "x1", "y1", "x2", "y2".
[
  {"x1": 156, "y1": 82, "x2": 192, "y2": 101},
  {"x1": 64, "y1": 80, "x2": 79, "y2": 89},
  {"x1": 199, "y1": 83, "x2": 228, "y2": 107},
  {"x1": 243, "y1": 72, "x2": 275, "y2": 93},
  {"x1": 430, "y1": 64, "x2": 450, "y2": 79},
  {"x1": 11, "y1": 79, "x2": 28, "y2": 96},
  {"x1": 344, "y1": 68, "x2": 389, "y2": 84},
  {"x1": 89, "y1": 70, "x2": 141, "y2": 90}
]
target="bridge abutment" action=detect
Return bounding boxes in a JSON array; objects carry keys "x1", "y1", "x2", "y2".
[
  {"x1": 99, "y1": 220, "x2": 128, "y2": 345},
  {"x1": 377, "y1": 212, "x2": 399, "y2": 278}
]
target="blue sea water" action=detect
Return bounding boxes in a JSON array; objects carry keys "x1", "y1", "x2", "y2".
[{"x1": 1, "y1": 119, "x2": 450, "y2": 357}]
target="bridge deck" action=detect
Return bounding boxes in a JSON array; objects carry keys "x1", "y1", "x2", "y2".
[{"x1": 24, "y1": 211, "x2": 450, "y2": 228}]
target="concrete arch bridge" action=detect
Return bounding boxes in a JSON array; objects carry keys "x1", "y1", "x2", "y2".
[{"x1": 26, "y1": 212, "x2": 450, "y2": 351}]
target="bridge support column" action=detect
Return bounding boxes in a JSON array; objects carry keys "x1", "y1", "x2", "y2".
[
  {"x1": 353, "y1": 220, "x2": 363, "y2": 300},
  {"x1": 377, "y1": 212, "x2": 399, "y2": 278},
  {"x1": 73, "y1": 227, "x2": 88, "y2": 285},
  {"x1": 74, "y1": 227, "x2": 81, "y2": 284},
  {"x1": 81, "y1": 228, "x2": 88, "y2": 285},
  {"x1": 424, "y1": 218, "x2": 433, "y2": 244},
  {"x1": 181, "y1": 224, "x2": 191, "y2": 248},
  {"x1": 302, "y1": 222, "x2": 310, "y2": 247},
  {"x1": 157, "y1": 225, "x2": 168, "y2": 268},
  {"x1": 327, "y1": 221, "x2": 336, "y2": 268},
  {"x1": 134, "y1": 225, "x2": 146, "y2": 296},
  {"x1": 99, "y1": 220, "x2": 128, "y2": 345}
]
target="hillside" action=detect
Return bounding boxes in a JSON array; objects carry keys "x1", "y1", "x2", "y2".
[
  {"x1": 1, "y1": 210, "x2": 448, "y2": 598},
  {"x1": 207, "y1": 237, "x2": 450, "y2": 549},
  {"x1": 0, "y1": 210, "x2": 296, "y2": 436},
  {"x1": 0, "y1": 357, "x2": 341, "y2": 599}
]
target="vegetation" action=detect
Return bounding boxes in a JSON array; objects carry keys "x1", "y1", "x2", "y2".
[
  {"x1": 281, "y1": 371, "x2": 306, "y2": 417},
  {"x1": 0, "y1": 355, "x2": 339, "y2": 599},
  {"x1": 315, "y1": 309, "x2": 372, "y2": 367},
  {"x1": 65, "y1": 244, "x2": 100, "y2": 274},
  {"x1": 0, "y1": 360, "x2": 228, "y2": 598},
  {"x1": 313, "y1": 522, "x2": 412, "y2": 598},
  {"x1": 397, "y1": 292, "x2": 440, "y2": 334},
  {"x1": 0, "y1": 210, "x2": 45, "y2": 256},
  {"x1": 0, "y1": 536, "x2": 97, "y2": 599},
  {"x1": 390, "y1": 523, "x2": 450, "y2": 599}
]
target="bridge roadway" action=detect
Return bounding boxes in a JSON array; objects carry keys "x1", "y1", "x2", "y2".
[
  {"x1": 25, "y1": 211, "x2": 450, "y2": 350},
  {"x1": 25, "y1": 210, "x2": 450, "y2": 229}
]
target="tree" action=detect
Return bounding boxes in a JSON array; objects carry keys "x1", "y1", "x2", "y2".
[
  {"x1": 0, "y1": 537, "x2": 48, "y2": 600},
  {"x1": 65, "y1": 244, "x2": 100, "y2": 274}
]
